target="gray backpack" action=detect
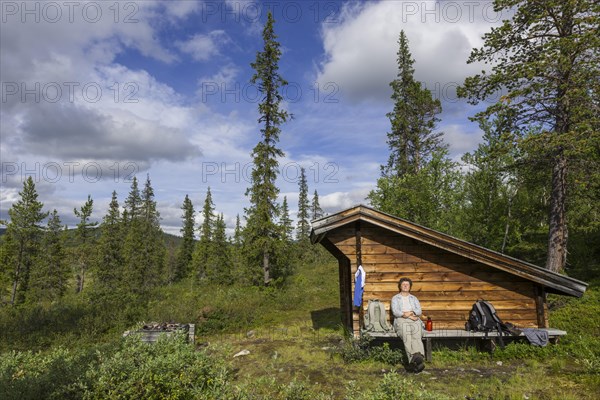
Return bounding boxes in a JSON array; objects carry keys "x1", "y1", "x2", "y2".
[{"x1": 363, "y1": 299, "x2": 392, "y2": 333}]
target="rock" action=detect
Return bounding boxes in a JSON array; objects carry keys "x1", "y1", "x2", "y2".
[
  {"x1": 233, "y1": 349, "x2": 250, "y2": 358},
  {"x1": 496, "y1": 361, "x2": 503, "y2": 366},
  {"x1": 471, "y1": 368, "x2": 481, "y2": 373},
  {"x1": 246, "y1": 330, "x2": 256, "y2": 338}
]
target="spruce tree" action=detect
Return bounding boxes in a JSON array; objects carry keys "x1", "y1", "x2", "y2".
[
  {"x1": 460, "y1": 116, "x2": 520, "y2": 251},
  {"x1": 30, "y1": 210, "x2": 68, "y2": 302},
  {"x1": 273, "y1": 196, "x2": 294, "y2": 280},
  {"x1": 368, "y1": 31, "x2": 458, "y2": 231},
  {"x1": 458, "y1": 0, "x2": 600, "y2": 272},
  {"x1": 141, "y1": 174, "x2": 166, "y2": 288},
  {"x1": 192, "y1": 188, "x2": 214, "y2": 279},
  {"x1": 311, "y1": 190, "x2": 324, "y2": 220},
  {"x1": 280, "y1": 196, "x2": 294, "y2": 241},
  {"x1": 74, "y1": 195, "x2": 97, "y2": 293},
  {"x1": 233, "y1": 214, "x2": 242, "y2": 248},
  {"x1": 4, "y1": 177, "x2": 48, "y2": 304},
  {"x1": 244, "y1": 11, "x2": 290, "y2": 285},
  {"x1": 94, "y1": 191, "x2": 123, "y2": 293},
  {"x1": 296, "y1": 167, "x2": 310, "y2": 241},
  {"x1": 231, "y1": 214, "x2": 244, "y2": 282},
  {"x1": 207, "y1": 213, "x2": 232, "y2": 284},
  {"x1": 383, "y1": 30, "x2": 443, "y2": 177},
  {"x1": 123, "y1": 175, "x2": 165, "y2": 293},
  {"x1": 174, "y1": 194, "x2": 195, "y2": 282},
  {"x1": 123, "y1": 176, "x2": 142, "y2": 226},
  {"x1": 0, "y1": 229, "x2": 15, "y2": 302}
]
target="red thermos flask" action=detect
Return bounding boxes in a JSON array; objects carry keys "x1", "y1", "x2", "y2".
[{"x1": 426, "y1": 317, "x2": 433, "y2": 331}]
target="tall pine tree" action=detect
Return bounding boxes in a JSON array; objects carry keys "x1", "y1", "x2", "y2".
[
  {"x1": 280, "y1": 196, "x2": 294, "y2": 241},
  {"x1": 296, "y1": 167, "x2": 310, "y2": 241},
  {"x1": 123, "y1": 175, "x2": 165, "y2": 293},
  {"x1": 244, "y1": 11, "x2": 290, "y2": 285},
  {"x1": 73, "y1": 195, "x2": 97, "y2": 293},
  {"x1": 231, "y1": 214, "x2": 245, "y2": 282},
  {"x1": 368, "y1": 31, "x2": 460, "y2": 232},
  {"x1": 94, "y1": 191, "x2": 123, "y2": 293},
  {"x1": 273, "y1": 196, "x2": 295, "y2": 280},
  {"x1": 3, "y1": 177, "x2": 48, "y2": 305},
  {"x1": 206, "y1": 213, "x2": 232, "y2": 284},
  {"x1": 30, "y1": 210, "x2": 68, "y2": 302},
  {"x1": 458, "y1": 0, "x2": 600, "y2": 272},
  {"x1": 460, "y1": 116, "x2": 520, "y2": 251},
  {"x1": 123, "y1": 176, "x2": 142, "y2": 226},
  {"x1": 192, "y1": 188, "x2": 214, "y2": 280},
  {"x1": 383, "y1": 30, "x2": 443, "y2": 177},
  {"x1": 311, "y1": 190, "x2": 324, "y2": 220},
  {"x1": 174, "y1": 194, "x2": 196, "y2": 282}
]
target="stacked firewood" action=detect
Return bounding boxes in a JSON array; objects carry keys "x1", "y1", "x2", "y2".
[{"x1": 141, "y1": 322, "x2": 190, "y2": 332}]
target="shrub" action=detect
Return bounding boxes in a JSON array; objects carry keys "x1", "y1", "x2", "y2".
[
  {"x1": 337, "y1": 335, "x2": 372, "y2": 363},
  {"x1": 337, "y1": 336, "x2": 404, "y2": 365},
  {"x1": 0, "y1": 346, "x2": 97, "y2": 400},
  {"x1": 346, "y1": 372, "x2": 450, "y2": 400},
  {"x1": 83, "y1": 333, "x2": 232, "y2": 399}
]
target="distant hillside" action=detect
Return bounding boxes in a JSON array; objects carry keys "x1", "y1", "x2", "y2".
[{"x1": 0, "y1": 226, "x2": 183, "y2": 247}]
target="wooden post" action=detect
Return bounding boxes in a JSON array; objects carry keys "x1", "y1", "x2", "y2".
[
  {"x1": 320, "y1": 238, "x2": 353, "y2": 334},
  {"x1": 353, "y1": 221, "x2": 363, "y2": 336},
  {"x1": 355, "y1": 221, "x2": 362, "y2": 267},
  {"x1": 534, "y1": 286, "x2": 548, "y2": 328}
]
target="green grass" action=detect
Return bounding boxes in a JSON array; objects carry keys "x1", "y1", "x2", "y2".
[{"x1": 1, "y1": 257, "x2": 599, "y2": 399}]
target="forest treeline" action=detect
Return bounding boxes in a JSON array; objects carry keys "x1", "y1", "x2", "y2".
[{"x1": 0, "y1": 171, "x2": 327, "y2": 307}]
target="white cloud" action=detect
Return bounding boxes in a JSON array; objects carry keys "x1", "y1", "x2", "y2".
[
  {"x1": 163, "y1": 0, "x2": 201, "y2": 19},
  {"x1": 320, "y1": 188, "x2": 372, "y2": 213},
  {"x1": 0, "y1": 1, "x2": 254, "y2": 228},
  {"x1": 443, "y1": 124, "x2": 484, "y2": 160},
  {"x1": 198, "y1": 64, "x2": 241, "y2": 87},
  {"x1": 316, "y1": 1, "x2": 504, "y2": 105},
  {"x1": 176, "y1": 31, "x2": 230, "y2": 62}
]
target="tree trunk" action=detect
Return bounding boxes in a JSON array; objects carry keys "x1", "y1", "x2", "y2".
[
  {"x1": 10, "y1": 266, "x2": 20, "y2": 305},
  {"x1": 10, "y1": 242, "x2": 25, "y2": 305},
  {"x1": 263, "y1": 249, "x2": 270, "y2": 285},
  {"x1": 78, "y1": 264, "x2": 85, "y2": 293},
  {"x1": 546, "y1": 152, "x2": 568, "y2": 273},
  {"x1": 501, "y1": 195, "x2": 513, "y2": 254}
]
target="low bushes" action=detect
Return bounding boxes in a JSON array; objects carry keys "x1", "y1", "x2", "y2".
[{"x1": 1, "y1": 334, "x2": 233, "y2": 400}]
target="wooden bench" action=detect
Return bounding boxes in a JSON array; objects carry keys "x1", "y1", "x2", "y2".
[{"x1": 365, "y1": 328, "x2": 567, "y2": 362}]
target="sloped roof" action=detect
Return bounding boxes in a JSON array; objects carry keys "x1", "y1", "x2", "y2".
[{"x1": 310, "y1": 205, "x2": 587, "y2": 298}]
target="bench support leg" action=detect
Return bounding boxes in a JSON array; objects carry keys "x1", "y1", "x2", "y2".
[{"x1": 425, "y1": 338, "x2": 432, "y2": 362}]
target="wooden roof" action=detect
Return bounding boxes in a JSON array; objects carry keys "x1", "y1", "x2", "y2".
[{"x1": 310, "y1": 205, "x2": 588, "y2": 298}]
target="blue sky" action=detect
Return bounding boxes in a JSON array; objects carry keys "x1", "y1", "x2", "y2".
[{"x1": 1, "y1": 1, "x2": 510, "y2": 235}]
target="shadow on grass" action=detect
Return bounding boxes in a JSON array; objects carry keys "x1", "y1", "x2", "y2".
[{"x1": 310, "y1": 307, "x2": 341, "y2": 330}]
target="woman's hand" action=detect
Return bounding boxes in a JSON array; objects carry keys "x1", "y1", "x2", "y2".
[{"x1": 403, "y1": 311, "x2": 418, "y2": 320}]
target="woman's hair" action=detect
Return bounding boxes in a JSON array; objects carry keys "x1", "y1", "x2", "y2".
[{"x1": 399, "y1": 277, "x2": 413, "y2": 290}]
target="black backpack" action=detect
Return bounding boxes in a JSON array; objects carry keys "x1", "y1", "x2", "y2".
[{"x1": 465, "y1": 300, "x2": 509, "y2": 347}]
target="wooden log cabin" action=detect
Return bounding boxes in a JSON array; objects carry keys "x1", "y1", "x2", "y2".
[{"x1": 310, "y1": 205, "x2": 588, "y2": 337}]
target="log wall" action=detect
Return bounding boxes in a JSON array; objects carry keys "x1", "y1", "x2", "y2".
[{"x1": 326, "y1": 223, "x2": 546, "y2": 333}]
